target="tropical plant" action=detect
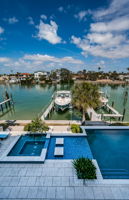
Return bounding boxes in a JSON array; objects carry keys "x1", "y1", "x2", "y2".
[
  {"x1": 71, "y1": 124, "x2": 82, "y2": 133},
  {"x1": 72, "y1": 82, "x2": 100, "y2": 122},
  {"x1": 73, "y1": 157, "x2": 96, "y2": 179},
  {"x1": 24, "y1": 118, "x2": 49, "y2": 132}
]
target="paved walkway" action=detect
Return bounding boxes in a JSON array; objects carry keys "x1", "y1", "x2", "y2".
[
  {"x1": 0, "y1": 160, "x2": 129, "y2": 199},
  {"x1": 49, "y1": 126, "x2": 72, "y2": 133}
]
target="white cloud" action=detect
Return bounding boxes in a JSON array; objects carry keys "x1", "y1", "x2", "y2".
[
  {"x1": 36, "y1": 20, "x2": 62, "y2": 44},
  {"x1": 74, "y1": 10, "x2": 88, "y2": 21},
  {"x1": 0, "y1": 57, "x2": 10, "y2": 62},
  {"x1": 91, "y1": 17, "x2": 129, "y2": 32},
  {"x1": 23, "y1": 54, "x2": 83, "y2": 64},
  {"x1": 4, "y1": 17, "x2": 19, "y2": 24},
  {"x1": 71, "y1": 0, "x2": 129, "y2": 59},
  {"x1": 28, "y1": 17, "x2": 34, "y2": 25},
  {"x1": 87, "y1": 32, "x2": 125, "y2": 47},
  {"x1": 0, "y1": 54, "x2": 83, "y2": 73},
  {"x1": 93, "y1": 0, "x2": 129, "y2": 19},
  {"x1": 40, "y1": 14, "x2": 47, "y2": 20},
  {"x1": 71, "y1": 34, "x2": 129, "y2": 59},
  {"x1": 0, "y1": 27, "x2": 4, "y2": 34}
]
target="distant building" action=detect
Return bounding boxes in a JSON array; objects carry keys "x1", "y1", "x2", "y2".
[
  {"x1": 9, "y1": 76, "x2": 19, "y2": 84},
  {"x1": 34, "y1": 71, "x2": 49, "y2": 80},
  {"x1": 19, "y1": 73, "x2": 32, "y2": 81},
  {"x1": 119, "y1": 74, "x2": 129, "y2": 82}
]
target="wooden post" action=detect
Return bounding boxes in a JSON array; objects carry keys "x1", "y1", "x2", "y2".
[
  {"x1": 5, "y1": 102, "x2": 8, "y2": 109},
  {"x1": 1, "y1": 105, "x2": 3, "y2": 112},
  {"x1": 122, "y1": 108, "x2": 126, "y2": 121},
  {"x1": 112, "y1": 101, "x2": 114, "y2": 108}
]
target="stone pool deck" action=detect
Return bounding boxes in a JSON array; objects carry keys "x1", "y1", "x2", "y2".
[
  {"x1": 1, "y1": 133, "x2": 129, "y2": 199},
  {"x1": 1, "y1": 161, "x2": 129, "y2": 199}
]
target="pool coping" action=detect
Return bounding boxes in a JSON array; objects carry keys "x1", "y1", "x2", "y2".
[{"x1": 0, "y1": 133, "x2": 50, "y2": 163}]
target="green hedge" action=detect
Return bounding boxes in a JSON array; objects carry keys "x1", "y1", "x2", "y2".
[
  {"x1": 73, "y1": 157, "x2": 96, "y2": 179},
  {"x1": 71, "y1": 124, "x2": 82, "y2": 133},
  {"x1": 24, "y1": 118, "x2": 49, "y2": 132}
]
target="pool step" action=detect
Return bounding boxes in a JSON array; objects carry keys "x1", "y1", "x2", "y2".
[{"x1": 101, "y1": 169, "x2": 129, "y2": 179}]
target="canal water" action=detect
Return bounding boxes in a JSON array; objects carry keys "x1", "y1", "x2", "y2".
[{"x1": 0, "y1": 84, "x2": 129, "y2": 121}]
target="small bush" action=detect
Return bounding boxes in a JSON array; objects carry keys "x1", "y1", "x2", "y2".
[
  {"x1": 24, "y1": 118, "x2": 49, "y2": 132},
  {"x1": 71, "y1": 124, "x2": 82, "y2": 133},
  {"x1": 73, "y1": 157, "x2": 96, "y2": 179}
]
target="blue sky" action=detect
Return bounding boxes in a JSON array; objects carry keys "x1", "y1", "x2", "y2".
[{"x1": 0, "y1": 0, "x2": 129, "y2": 73}]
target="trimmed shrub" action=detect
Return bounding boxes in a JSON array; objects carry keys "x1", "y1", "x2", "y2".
[
  {"x1": 24, "y1": 118, "x2": 49, "y2": 132},
  {"x1": 73, "y1": 157, "x2": 96, "y2": 179},
  {"x1": 71, "y1": 124, "x2": 82, "y2": 133}
]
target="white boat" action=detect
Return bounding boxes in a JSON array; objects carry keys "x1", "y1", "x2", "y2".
[
  {"x1": 99, "y1": 91, "x2": 108, "y2": 105},
  {"x1": 54, "y1": 91, "x2": 71, "y2": 111}
]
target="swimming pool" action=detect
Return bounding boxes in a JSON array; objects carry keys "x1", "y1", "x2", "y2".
[
  {"x1": 46, "y1": 136, "x2": 93, "y2": 159},
  {"x1": 87, "y1": 129, "x2": 129, "y2": 179},
  {"x1": 8, "y1": 134, "x2": 46, "y2": 156}
]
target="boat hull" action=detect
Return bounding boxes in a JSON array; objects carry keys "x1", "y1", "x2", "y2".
[{"x1": 55, "y1": 103, "x2": 71, "y2": 111}]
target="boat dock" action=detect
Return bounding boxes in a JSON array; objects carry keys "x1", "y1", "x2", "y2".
[
  {"x1": 0, "y1": 98, "x2": 13, "y2": 112},
  {"x1": 87, "y1": 103, "x2": 123, "y2": 122},
  {"x1": 41, "y1": 100, "x2": 54, "y2": 120}
]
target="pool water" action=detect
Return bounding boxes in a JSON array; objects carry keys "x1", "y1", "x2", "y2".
[
  {"x1": 87, "y1": 129, "x2": 129, "y2": 179},
  {"x1": 46, "y1": 136, "x2": 93, "y2": 159},
  {"x1": 8, "y1": 134, "x2": 46, "y2": 156}
]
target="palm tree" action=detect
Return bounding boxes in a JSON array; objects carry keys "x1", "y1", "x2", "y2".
[
  {"x1": 72, "y1": 82, "x2": 100, "y2": 122},
  {"x1": 98, "y1": 66, "x2": 101, "y2": 72}
]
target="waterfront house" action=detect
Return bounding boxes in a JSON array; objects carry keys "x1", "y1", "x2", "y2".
[
  {"x1": 34, "y1": 71, "x2": 49, "y2": 81},
  {"x1": 119, "y1": 74, "x2": 129, "y2": 82}
]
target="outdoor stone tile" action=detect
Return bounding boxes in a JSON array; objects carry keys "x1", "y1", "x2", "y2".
[
  {"x1": 18, "y1": 176, "x2": 29, "y2": 186},
  {"x1": 33, "y1": 167, "x2": 42, "y2": 176},
  {"x1": 26, "y1": 168, "x2": 35, "y2": 176},
  {"x1": 120, "y1": 187, "x2": 129, "y2": 199},
  {"x1": 18, "y1": 187, "x2": 29, "y2": 198},
  {"x1": 47, "y1": 187, "x2": 56, "y2": 199},
  {"x1": 111, "y1": 187, "x2": 123, "y2": 199},
  {"x1": 61, "y1": 177, "x2": 70, "y2": 186},
  {"x1": 36, "y1": 187, "x2": 47, "y2": 198},
  {"x1": 0, "y1": 177, "x2": 12, "y2": 186},
  {"x1": 56, "y1": 168, "x2": 65, "y2": 176},
  {"x1": 56, "y1": 187, "x2": 66, "y2": 199},
  {"x1": 35, "y1": 177, "x2": 45, "y2": 186},
  {"x1": 69, "y1": 177, "x2": 75, "y2": 186},
  {"x1": 1, "y1": 168, "x2": 10, "y2": 177},
  {"x1": 9, "y1": 177, "x2": 20, "y2": 186},
  {"x1": 93, "y1": 187, "x2": 104, "y2": 199},
  {"x1": 27, "y1": 176, "x2": 36, "y2": 186},
  {"x1": 18, "y1": 167, "x2": 27, "y2": 176},
  {"x1": 102, "y1": 187, "x2": 115, "y2": 199},
  {"x1": 0, "y1": 186, "x2": 12, "y2": 198},
  {"x1": 27, "y1": 186, "x2": 38, "y2": 198},
  {"x1": 66, "y1": 187, "x2": 75, "y2": 199},
  {"x1": 74, "y1": 187, "x2": 85, "y2": 199},
  {"x1": 83, "y1": 187, "x2": 95, "y2": 199},
  {"x1": 42, "y1": 168, "x2": 48, "y2": 176},
  {"x1": 44, "y1": 177, "x2": 53, "y2": 186},
  {"x1": 64, "y1": 168, "x2": 73, "y2": 176},
  {"x1": 9, "y1": 187, "x2": 20, "y2": 198},
  {"x1": 53, "y1": 177, "x2": 62, "y2": 186},
  {"x1": 74, "y1": 177, "x2": 84, "y2": 186}
]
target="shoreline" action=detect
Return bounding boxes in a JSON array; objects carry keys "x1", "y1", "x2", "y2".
[
  {"x1": 75, "y1": 79, "x2": 127, "y2": 85},
  {"x1": 0, "y1": 79, "x2": 128, "y2": 85}
]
